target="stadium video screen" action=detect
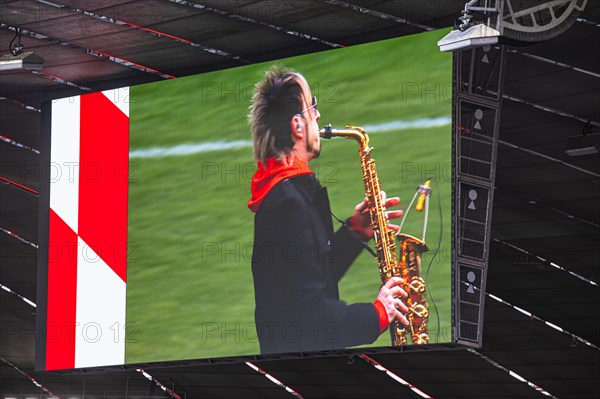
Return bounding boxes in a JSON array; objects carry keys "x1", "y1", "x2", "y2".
[{"x1": 37, "y1": 29, "x2": 452, "y2": 370}]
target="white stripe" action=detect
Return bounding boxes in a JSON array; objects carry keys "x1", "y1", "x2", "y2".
[
  {"x1": 487, "y1": 293, "x2": 502, "y2": 302},
  {"x1": 129, "y1": 116, "x2": 450, "y2": 159},
  {"x1": 544, "y1": 321, "x2": 564, "y2": 332},
  {"x1": 22, "y1": 297, "x2": 37, "y2": 308},
  {"x1": 102, "y1": 87, "x2": 130, "y2": 118},
  {"x1": 50, "y1": 96, "x2": 80, "y2": 233},
  {"x1": 509, "y1": 370, "x2": 526, "y2": 382},
  {"x1": 245, "y1": 362, "x2": 304, "y2": 399},
  {"x1": 360, "y1": 355, "x2": 433, "y2": 398},
  {"x1": 266, "y1": 374, "x2": 281, "y2": 384},
  {"x1": 513, "y1": 306, "x2": 531, "y2": 317},
  {"x1": 75, "y1": 238, "x2": 126, "y2": 368},
  {"x1": 129, "y1": 140, "x2": 252, "y2": 158},
  {"x1": 364, "y1": 116, "x2": 451, "y2": 132},
  {"x1": 468, "y1": 349, "x2": 559, "y2": 399},
  {"x1": 245, "y1": 361, "x2": 259, "y2": 371}
]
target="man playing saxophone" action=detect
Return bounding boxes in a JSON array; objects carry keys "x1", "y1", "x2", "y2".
[{"x1": 248, "y1": 65, "x2": 409, "y2": 354}]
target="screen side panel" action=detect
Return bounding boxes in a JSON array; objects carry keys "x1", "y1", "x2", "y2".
[
  {"x1": 46, "y1": 96, "x2": 81, "y2": 370},
  {"x1": 43, "y1": 89, "x2": 130, "y2": 370},
  {"x1": 35, "y1": 101, "x2": 51, "y2": 371}
]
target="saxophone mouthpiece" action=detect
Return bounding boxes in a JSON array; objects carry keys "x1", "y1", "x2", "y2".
[
  {"x1": 319, "y1": 124, "x2": 333, "y2": 139},
  {"x1": 317, "y1": 125, "x2": 369, "y2": 148}
]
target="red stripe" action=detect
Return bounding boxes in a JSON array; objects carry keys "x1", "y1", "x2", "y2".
[
  {"x1": 123, "y1": 21, "x2": 194, "y2": 45},
  {"x1": 92, "y1": 49, "x2": 176, "y2": 79},
  {"x1": 46, "y1": 209, "x2": 78, "y2": 370},
  {"x1": 78, "y1": 92, "x2": 129, "y2": 282},
  {"x1": 0, "y1": 175, "x2": 40, "y2": 195}
]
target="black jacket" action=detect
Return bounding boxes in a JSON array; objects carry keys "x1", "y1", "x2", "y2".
[{"x1": 251, "y1": 174, "x2": 380, "y2": 354}]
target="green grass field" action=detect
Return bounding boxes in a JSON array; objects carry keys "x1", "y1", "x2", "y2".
[{"x1": 126, "y1": 28, "x2": 452, "y2": 363}]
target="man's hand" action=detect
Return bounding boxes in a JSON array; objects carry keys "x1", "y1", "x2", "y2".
[
  {"x1": 348, "y1": 191, "x2": 403, "y2": 241},
  {"x1": 376, "y1": 277, "x2": 409, "y2": 326}
]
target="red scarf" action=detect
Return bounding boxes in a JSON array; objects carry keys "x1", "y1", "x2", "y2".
[{"x1": 248, "y1": 157, "x2": 313, "y2": 212}]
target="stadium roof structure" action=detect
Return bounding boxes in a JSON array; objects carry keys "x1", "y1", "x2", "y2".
[{"x1": 1, "y1": 1, "x2": 599, "y2": 398}]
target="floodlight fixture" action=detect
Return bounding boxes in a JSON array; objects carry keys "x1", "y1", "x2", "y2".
[
  {"x1": 438, "y1": 0, "x2": 500, "y2": 52},
  {"x1": 565, "y1": 133, "x2": 600, "y2": 157},
  {"x1": 0, "y1": 27, "x2": 44, "y2": 72},
  {"x1": 0, "y1": 51, "x2": 45, "y2": 71},
  {"x1": 438, "y1": 24, "x2": 500, "y2": 52}
]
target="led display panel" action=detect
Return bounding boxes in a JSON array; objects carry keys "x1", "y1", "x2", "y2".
[{"x1": 37, "y1": 29, "x2": 452, "y2": 370}]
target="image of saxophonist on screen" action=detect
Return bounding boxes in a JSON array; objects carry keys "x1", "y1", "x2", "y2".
[{"x1": 247, "y1": 65, "x2": 410, "y2": 354}]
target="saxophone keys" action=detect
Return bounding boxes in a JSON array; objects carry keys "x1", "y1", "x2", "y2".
[
  {"x1": 409, "y1": 277, "x2": 426, "y2": 293},
  {"x1": 411, "y1": 304, "x2": 429, "y2": 319},
  {"x1": 413, "y1": 332, "x2": 430, "y2": 345},
  {"x1": 394, "y1": 325, "x2": 408, "y2": 345}
]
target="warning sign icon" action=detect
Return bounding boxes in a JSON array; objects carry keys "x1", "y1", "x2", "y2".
[
  {"x1": 474, "y1": 108, "x2": 483, "y2": 130},
  {"x1": 467, "y1": 271, "x2": 476, "y2": 294},
  {"x1": 481, "y1": 45, "x2": 491, "y2": 64},
  {"x1": 468, "y1": 189, "x2": 478, "y2": 210}
]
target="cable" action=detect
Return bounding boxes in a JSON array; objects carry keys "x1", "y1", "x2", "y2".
[
  {"x1": 467, "y1": 348, "x2": 558, "y2": 398},
  {"x1": 397, "y1": 189, "x2": 420, "y2": 232},
  {"x1": 1, "y1": 23, "x2": 176, "y2": 80},
  {"x1": 424, "y1": 179, "x2": 443, "y2": 343},
  {"x1": 30, "y1": 70, "x2": 91, "y2": 91},
  {"x1": 0, "y1": 225, "x2": 38, "y2": 249},
  {"x1": 318, "y1": 0, "x2": 435, "y2": 31},
  {"x1": 0, "y1": 175, "x2": 40, "y2": 196},
  {"x1": 245, "y1": 362, "x2": 304, "y2": 399},
  {"x1": 9, "y1": 27, "x2": 22, "y2": 56},
  {"x1": 0, "y1": 357, "x2": 57, "y2": 398},
  {"x1": 498, "y1": 138, "x2": 600, "y2": 178},
  {"x1": 507, "y1": 48, "x2": 600, "y2": 79},
  {"x1": 0, "y1": 96, "x2": 41, "y2": 113},
  {"x1": 33, "y1": 0, "x2": 251, "y2": 63},
  {"x1": 576, "y1": 17, "x2": 600, "y2": 27},
  {"x1": 461, "y1": 280, "x2": 599, "y2": 350},
  {"x1": 0, "y1": 132, "x2": 41, "y2": 154},
  {"x1": 484, "y1": 289, "x2": 599, "y2": 350},
  {"x1": 492, "y1": 238, "x2": 599, "y2": 287},
  {"x1": 0, "y1": 282, "x2": 36, "y2": 308},
  {"x1": 330, "y1": 210, "x2": 377, "y2": 257},
  {"x1": 359, "y1": 354, "x2": 434, "y2": 398},
  {"x1": 169, "y1": 0, "x2": 344, "y2": 49},
  {"x1": 136, "y1": 369, "x2": 182, "y2": 399}
]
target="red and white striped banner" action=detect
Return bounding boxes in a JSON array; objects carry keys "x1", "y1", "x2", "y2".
[{"x1": 46, "y1": 88, "x2": 129, "y2": 370}]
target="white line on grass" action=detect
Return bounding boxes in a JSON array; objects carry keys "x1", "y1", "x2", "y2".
[
  {"x1": 129, "y1": 140, "x2": 252, "y2": 158},
  {"x1": 363, "y1": 116, "x2": 451, "y2": 132},
  {"x1": 129, "y1": 116, "x2": 451, "y2": 158}
]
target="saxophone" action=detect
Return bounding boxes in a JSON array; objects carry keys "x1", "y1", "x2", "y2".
[{"x1": 319, "y1": 124, "x2": 429, "y2": 345}]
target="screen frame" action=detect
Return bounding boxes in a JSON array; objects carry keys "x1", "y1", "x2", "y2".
[{"x1": 35, "y1": 31, "x2": 473, "y2": 372}]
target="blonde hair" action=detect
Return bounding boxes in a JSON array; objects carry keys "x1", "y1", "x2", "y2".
[{"x1": 248, "y1": 65, "x2": 304, "y2": 163}]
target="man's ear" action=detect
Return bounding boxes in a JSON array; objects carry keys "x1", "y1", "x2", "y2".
[{"x1": 291, "y1": 115, "x2": 303, "y2": 139}]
